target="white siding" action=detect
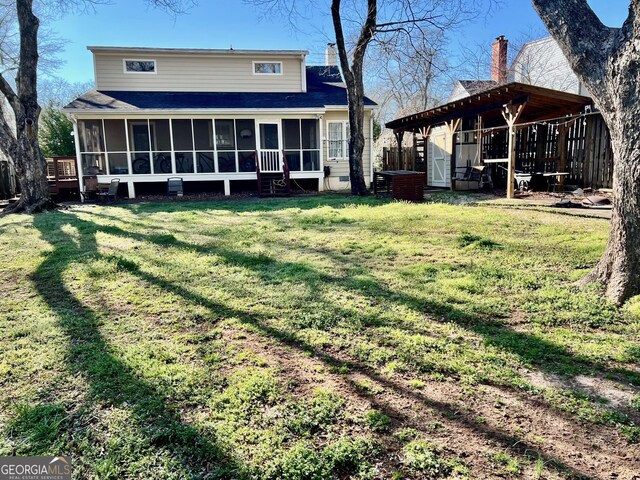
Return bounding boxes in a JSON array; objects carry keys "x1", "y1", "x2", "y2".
[
  {"x1": 94, "y1": 53, "x2": 304, "y2": 92},
  {"x1": 323, "y1": 110, "x2": 373, "y2": 189},
  {"x1": 448, "y1": 82, "x2": 470, "y2": 102},
  {"x1": 510, "y1": 37, "x2": 584, "y2": 95}
]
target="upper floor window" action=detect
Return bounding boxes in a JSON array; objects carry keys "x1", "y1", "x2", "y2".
[
  {"x1": 124, "y1": 59, "x2": 157, "y2": 74},
  {"x1": 253, "y1": 61, "x2": 282, "y2": 75}
]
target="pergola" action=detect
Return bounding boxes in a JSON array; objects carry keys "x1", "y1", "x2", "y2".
[{"x1": 385, "y1": 82, "x2": 593, "y2": 198}]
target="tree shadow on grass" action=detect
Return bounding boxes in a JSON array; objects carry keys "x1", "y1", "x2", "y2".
[
  {"x1": 30, "y1": 210, "x2": 634, "y2": 478},
  {"x1": 31, "y1": 213, "x2": 242, "y2": 479}
]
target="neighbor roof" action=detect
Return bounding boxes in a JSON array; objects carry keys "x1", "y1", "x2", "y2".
[
  {"x1": 64, "y1": 65, "x2": 376, "y2": 113},
  {"x1": 386, "y1": 82, "x2": 592, "y2": 132},
  {"x1": 457, "y1": 80, "x2": 498, "y2": 96}
]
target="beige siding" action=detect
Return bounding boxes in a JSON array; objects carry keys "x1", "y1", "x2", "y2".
[
  {"x1": 323, "y1": 110, "x2": 373, "y2": 189},
  {"x1": 95, "y1": 53, "x2": 304, "y2": 92}
]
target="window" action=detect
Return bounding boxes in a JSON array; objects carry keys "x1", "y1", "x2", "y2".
[
  {"x1": 253, "y1": 61, "x2": 282, "y2": 75},
  {"x1": 328, "y1": 121, "x2": 348, "y2": 159},
  {"x1": 78, "y1": 120, "x2": 106, "y2": 175},
  {"x1": 124, "y1": 59, "x2": 156, "y2": 74}
]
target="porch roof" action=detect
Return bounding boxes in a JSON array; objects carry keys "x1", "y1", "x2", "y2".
[{"x1": 385, "y1": 82, "x2": 593, "y2": 133}]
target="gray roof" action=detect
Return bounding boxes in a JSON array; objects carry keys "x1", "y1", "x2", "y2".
[
  {"x1": 64, "y1": 65, "x2": 376, "y2": 112},
  {"x1": 458, "y1": 80, "x2": 498, "y2": 95}
]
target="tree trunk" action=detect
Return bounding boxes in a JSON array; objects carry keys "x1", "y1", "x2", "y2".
[
  {"x1": 345, "y1": 76, "x2": 370, "y2": 196},
  {"x1": 1, "y1": 0, "x2": 51, "y2": 215},
  {"x1": 331, "y1": 0, "x2": 374, "y2": 196},
  {"x1": 531, "y1": 0, "x2": 640, "y2": 304},
  {"x1": 581, "y1": 116, "x2": 640, "y2": 303}
]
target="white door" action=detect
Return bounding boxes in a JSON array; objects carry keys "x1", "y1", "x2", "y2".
[
  {"x1": 429, "y1": 132, "x2": 448, "y2": 187},
  {"x1": 257, "y1": 121, "x2": 282, "y2": 172}
]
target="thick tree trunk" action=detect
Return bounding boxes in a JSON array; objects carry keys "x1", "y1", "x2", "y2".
[
  {"x1": 531, "y1": 0, "x2": 640, "y2": 304},
  {"x1": 331, "y1": 0, "x2": 374, "y2": 196},
  {"x1": 581, "y1": 117, "x2": 640, "y2": 303},
  {"x1": 1, "y1": 0, "x2": 51, "y2": 215}
]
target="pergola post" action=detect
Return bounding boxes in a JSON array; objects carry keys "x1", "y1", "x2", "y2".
[
  {"x1": 394, "y1": 130, "x2": 404, "y2": 170},
  {"x1": 557, "y1": 118, "x2": 576, "y2": 189},
  {"x1": 476, "y1": 115, "x2": 483, "y2": 164},
  {"x1": 445, "y1": 118, "x2": 461, "y2": 190},
  {"x1": 502, "y1": 102, "x2": 526, "y2": 199},
  {"x1": 418, "y1": 126, "x2": 431, "y2": 176}
]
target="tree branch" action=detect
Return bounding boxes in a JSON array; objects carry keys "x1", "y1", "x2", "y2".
[
  {"x1": 530, "y1": 0, "x2": 615, "y2": 89},
  {"x1": 0, "y1": 72, "x2": 17, "y2": 113}
]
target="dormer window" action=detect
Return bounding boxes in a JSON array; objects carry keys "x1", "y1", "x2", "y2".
[
  {"x1": 253, "y1": 61, "x2": 282, "y2": 75},
  {"x1": 124, "y1": 59, "x2": 156, "y2": 74}
]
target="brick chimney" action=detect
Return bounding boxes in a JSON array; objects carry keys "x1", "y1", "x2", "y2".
[{"x1": 491, "y1": 35, "x2": 508, "y2": 83}]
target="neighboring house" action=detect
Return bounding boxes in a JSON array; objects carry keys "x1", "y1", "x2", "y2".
[
  {"x1": 386, "y1": 35, "x2": 614, "y2": 192},
  {"x1": 63, "y1": 45, "x2": 376, "y2": 198},
  {"x1": 509, "y1": 37, "x2": 590, "y2": 96}
]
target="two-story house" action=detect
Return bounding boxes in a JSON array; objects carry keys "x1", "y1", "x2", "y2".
[{"x1": 63, "y1": 45, "x2": 376, "y2": 198}]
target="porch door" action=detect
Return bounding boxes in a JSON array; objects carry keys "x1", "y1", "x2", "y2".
[
  {"x1": 430, "y1": 132, "x2": 448, "y2": 187},
  {"x1": 257, "y1": 121, "x2": 282, "y2": 172}
]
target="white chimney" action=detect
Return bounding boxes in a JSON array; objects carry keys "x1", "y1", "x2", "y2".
[{"x1": 325, "y1": 43, "x2": 337, "y2": 66}]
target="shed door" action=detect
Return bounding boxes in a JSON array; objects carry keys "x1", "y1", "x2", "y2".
[{"x1": 430, "y1": 132, "x2": 448, "y2": 187}]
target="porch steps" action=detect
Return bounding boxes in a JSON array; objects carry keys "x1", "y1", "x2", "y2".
[{"x1": 258, "y1": 173, "x2": 290, "y2": 197}]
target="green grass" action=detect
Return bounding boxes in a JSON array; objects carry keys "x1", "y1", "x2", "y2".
[{"x1": 0, "y1": 194, "x2": 638, "y2": 479}]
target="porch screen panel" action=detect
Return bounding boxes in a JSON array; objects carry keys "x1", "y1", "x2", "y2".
[
  {"x1": 301, "y1": 119, "x2": 320, "y2": 171},
  {"x1": 150, "y1": 119, "x2": 172, "y2": 174},
  {"x1": 216, "y1": 120, "x2": 237, "y2": 172},
  {"x1": 194, "y1": 120, "x2": 215, "y2": 173},
  {"x1": 283, "y1": 119, "x2": 301, "y2": 171},
  {"x1": 236, "y1": 120, "x2": 256, "y2": 172},
  {"x1": 128, "y1": 120, "x2": 151, "y2": 174},
  {"x1": 79, "y1": 120, "x2": 107, "y2": 175},
  {"x1": 104, "y1": 118, "x2": 128, "y2": 174},
  {"x1": 172, "y1": 119, "x2": 195, "y2": 173}
]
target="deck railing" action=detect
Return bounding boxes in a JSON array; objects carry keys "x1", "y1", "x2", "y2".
[{"x1": 259, "y1": 150, "x2": 282, "y2": 172}]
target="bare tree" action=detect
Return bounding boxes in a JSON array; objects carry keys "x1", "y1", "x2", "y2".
[
  {"x1": 0, "y1": 0, "x2": 193, "y2": 214},
  {"x1": 367, "y1": 30, "x2": 450, "y2": 124},
  {"x1": 531, "y1": 0, "x2": 640, "y2": 304},
  {"x1": 248, "y1": 0, "x2": 483, "y2": 195}
]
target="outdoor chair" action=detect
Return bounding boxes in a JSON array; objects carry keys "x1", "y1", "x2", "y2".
[
  {"x1": 80, "y1": 176, "x2": 99, "y2": 202},
  {"x1": 167, "y1": 177, "x2": 184, "y2": 196},
  {"x1": 96, "y1": 178, "x2": 120, "y2": 203},
  {"x1": 452, "y1": 165, "x2": 492, "y2": 190}
]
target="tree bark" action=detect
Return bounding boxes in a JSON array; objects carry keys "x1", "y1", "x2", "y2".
[
  {"x1": 0, "y1": 0, "x2": 52, "y2": 214},
  {"x1": 531, "y1": 0, "x2": 640, "y2": 304},
  {"x1": 331, "y1": 0, "x2": 374, "y2": 196}
]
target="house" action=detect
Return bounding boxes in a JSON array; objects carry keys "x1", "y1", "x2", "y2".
[
  {"x1": 385, "y1": 35, "x2": 613, "y2": 196},
  {"x1": 63, "y1": 45, "x2": 376, "y2": 198},
  {"x1": 509, "y1": 37, "x2": 590, "y2": 96}
]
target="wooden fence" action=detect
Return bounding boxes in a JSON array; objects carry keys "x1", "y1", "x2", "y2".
[
  {"x1": 381, "y1": 136, "x2": 425, "y2": 171},
  {"x1": 0, "y1": 159, "x2": 16, "y2": 200}
]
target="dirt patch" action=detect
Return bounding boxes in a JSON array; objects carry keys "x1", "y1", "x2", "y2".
[
  {"x1": 224, "y1": 323, "x2": 640, "y2": 479},
  {"x1": 528, "y1": 371, "x2": 639, "y2": 409}
]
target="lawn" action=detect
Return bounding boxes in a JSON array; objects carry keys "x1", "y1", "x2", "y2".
[{"x1": 0, "y1": 194, "x2": 638, "y2": 479}]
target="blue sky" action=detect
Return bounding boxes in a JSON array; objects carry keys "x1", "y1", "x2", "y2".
[{"x1": 49, "y1": 0, "x2": 629, "y2": 84}]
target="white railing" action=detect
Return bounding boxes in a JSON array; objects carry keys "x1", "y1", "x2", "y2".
[{"x1": 259, "y1": 150, "x2": 282, "y2": 172}]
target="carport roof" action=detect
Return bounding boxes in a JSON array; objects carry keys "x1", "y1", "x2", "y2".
[{"x1": 385, "y1": 82, "x2": 593, "y2": 132}]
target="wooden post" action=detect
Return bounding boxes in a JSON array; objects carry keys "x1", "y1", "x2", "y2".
[
  {"x1": 501, "y1": 102, "x2": 526, "y2": 199},
  {"x1": 445, "y1": 119, "x2": 461, "y2": 190},
  {"x1": 476, "y1": 115, "x2": 483, "y2": 164},
  {"x1": 394, "y1": 131, "x2": 404, "y2": 171},
  {"x1": 557, "y1": 118, "x2": 576, "y2": 188},
  {"x1": 419, "y1": 126, "x2": 431, "y2": 179}
]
